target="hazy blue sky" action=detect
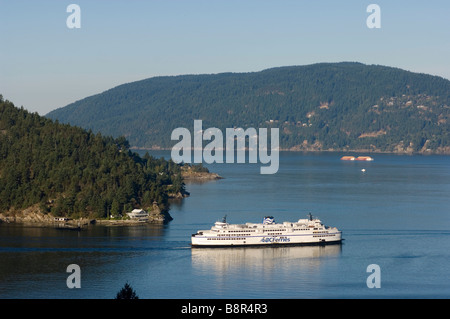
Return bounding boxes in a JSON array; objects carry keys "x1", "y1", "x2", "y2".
[{"x1": 1, "y1": 0, "x2": 449, "y2": 115}]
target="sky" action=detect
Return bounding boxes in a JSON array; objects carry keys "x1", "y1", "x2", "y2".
[{"x1": 1, "y1": 0, "x2": 449, "y2": 115}]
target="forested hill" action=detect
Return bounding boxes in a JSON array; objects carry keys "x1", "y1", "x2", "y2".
[
  {"x1": 47, "y1": 62, "x2": 450, "y2": 154},
  {"x1": 0, "y1": 96, "x2": 185, "y2": 220}
]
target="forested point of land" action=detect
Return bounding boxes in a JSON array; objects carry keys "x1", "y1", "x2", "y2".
[
  {"x1": 47, "y1": 62, "x2": 450, "y2": 154},
  {"x1": 0, "y1": 96, "x2": 186, "y2": 220}
]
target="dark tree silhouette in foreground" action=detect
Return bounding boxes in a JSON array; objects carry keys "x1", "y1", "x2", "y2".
[{"x1": 115, "y1": 282, "x2": 139, "y2": 299}]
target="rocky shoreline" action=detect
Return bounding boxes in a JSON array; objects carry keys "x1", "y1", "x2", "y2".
[
  {"x1": 132, "y1": 146, "x2": 450, "y2": 155},
  {"x1": 0, "y1": 214, "x2": 170, "y2": 228},
  {"x1": 180, "y1": 164, "x2": 223, "y2": 182},
  {"x1": 181, "y1": 171, "x2": 223, "y2": 182},
  {"x1": 0, "y1": 203, "x2": 172, "y2": 229},
  {"x1": 0, "y1": 167, "x2": 222, "y2": 229}
]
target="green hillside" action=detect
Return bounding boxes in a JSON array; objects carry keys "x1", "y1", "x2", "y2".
[
  {"x1": 47, "y1": 62, "x2": 450, "y2": 154},
  {"x1": 0, "y1": 96, "x2": 185, "y2": 220}
]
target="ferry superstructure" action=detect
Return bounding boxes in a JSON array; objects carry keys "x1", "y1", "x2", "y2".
[{"x1": 191, "y1": 214, "x2": 342, "y2": 247}]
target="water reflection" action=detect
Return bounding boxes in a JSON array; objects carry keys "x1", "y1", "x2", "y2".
[
  {"x1": 191, "y1": 244, "x2": 342, "y2": 297},
  {"x1": 192, "y1": 244, "x2": 342, "y2": 274},
  {"x1": 0, "y1": 223, "x2": 167, "y2": 297}
]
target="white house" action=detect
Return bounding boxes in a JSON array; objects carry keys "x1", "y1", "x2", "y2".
[{"x1": 126, "y1": 209, "x2": 149, "y2": 220}]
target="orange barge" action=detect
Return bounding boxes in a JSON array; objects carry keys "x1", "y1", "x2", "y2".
[{"x1": 341, "y1": 156, "x2": 374, "y2": 161}]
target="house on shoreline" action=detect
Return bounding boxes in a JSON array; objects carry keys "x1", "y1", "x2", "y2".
[{"x1": 126, "y1": 209, "x2": 149, "y2": 221}]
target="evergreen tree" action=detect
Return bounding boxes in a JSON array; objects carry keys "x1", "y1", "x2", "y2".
[
  {"x1": 0, "y1": 98, "x2": 188, "y2": 219},
  {"x1": 115, "y1": 282, "x2": 139, "y2": 299}
]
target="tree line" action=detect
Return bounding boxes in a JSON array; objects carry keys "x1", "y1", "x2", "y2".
[
  {"x1": 47, "y1": 62, "x2": 450, "y2": 153},
  {"x1": 0, "y1": 96, "x2": 186, "y2": 219}
]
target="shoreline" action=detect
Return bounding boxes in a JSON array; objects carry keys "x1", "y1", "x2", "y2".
[
  {"x1": 0, "y1": 171, "x2": 220, "y2": 228},
  {"x1": 0, "y1": 219, "x2": 164, "y2": 229},
  {"x1": 131, "y1": 146, "x2": 450, "y2": 156},
  {"x1": 0, "y1": 216, "x2": 169, "y2": 228},
  {"x1": 181, "y1": 171, "x2": 223, "y2": 182},
  {"x1": 1, "y1": 148, "x2": 444, "y2": 229},
  {"x1": 0, "y1": 205, "x2": 173, "y2": 228}
]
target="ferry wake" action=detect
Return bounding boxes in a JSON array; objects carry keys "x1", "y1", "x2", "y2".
[{"x1": 191, "y1": 214, "x2": 342, "y2": 247}]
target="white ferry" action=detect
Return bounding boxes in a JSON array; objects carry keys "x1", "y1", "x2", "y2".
[{"x1": 191, "y1": 214, "x2": 342, "y2": 247}]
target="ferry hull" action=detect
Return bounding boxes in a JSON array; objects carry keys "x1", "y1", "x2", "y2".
[
  {"x1": 191, "y1": 240, "x2": 342, "y2": 248},
  {"x1": 191, "y1": 232, "x2": 342, "y2": 248}
]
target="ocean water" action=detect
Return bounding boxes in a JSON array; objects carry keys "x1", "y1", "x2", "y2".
[{"x1": 0, "y1": 152, "x2": 449, "y2": 299}]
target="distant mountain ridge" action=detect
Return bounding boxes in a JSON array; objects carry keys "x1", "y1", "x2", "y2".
[{"x1": 47, "y1": 62, "x2": 450, "y2": 154}]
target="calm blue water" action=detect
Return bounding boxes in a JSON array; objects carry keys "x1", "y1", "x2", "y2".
[{"x1": 1, "y1": 152, "x2": 449, "y2": 299}]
